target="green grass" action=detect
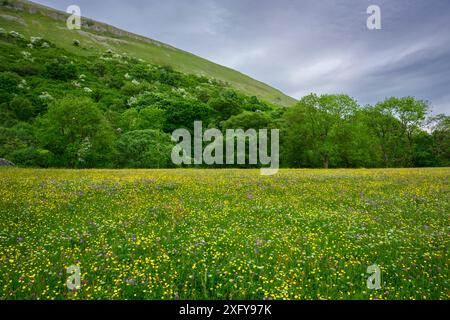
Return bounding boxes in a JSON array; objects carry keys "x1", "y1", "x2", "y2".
[
  {"x1": 0, "y1": 168, "x2": 448, "y2": 300},
  {"x1": 0, "y1": 0, "x2": 297, "y2": 107}
]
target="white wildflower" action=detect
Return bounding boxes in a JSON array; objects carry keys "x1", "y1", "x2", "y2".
[
  {"x1": 127, "y1": 96, "x2": 138, "y2": 107},
  {"x1": 21, "y1": 51, "x2": 33, "y2": 61},
  {"x1": 9, "y1": 31, "x2": 24, "y2": 39},
  {"x1": 39, "y1": 92, "x2": 54, "y2": 101},
  {"x1": 77, "y1": 137, "x2": 92, "y2": 163},
  {"x1": 30, "y1": 36, "x2": 42, "y2": 44}
]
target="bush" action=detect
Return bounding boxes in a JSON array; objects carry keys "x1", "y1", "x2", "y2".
[
  {"x1": 209, "y1": 97, "x2": 242, "y2": 122},
  {"x1": 45, "y1": 61, "x2": 77, "y2": 80},
  {"x1": 0, "y1": 105, "x2": 17, "y2": 127},
  {"x1": 90, "y1": 62, "x2": 107, "y2": 77},
  {"x1": 10, "y1": 147, "x2": 53, "y2": 167},
  {"x1": 0, "y1": 71, "x2": 21, "y2": 93},
  {"x1": 116, "y1": 129, "x2": 173, "y2": 168},
  {"x1": 105, "y1": 75, "x2": 124, "y2": 89},
  {"x1": 223, "y1": 111, "x2": 272, "y2": 130},
  {"x1": 8, "y1": 31, "x2": 25, "y2": 40},
  {"x1": 9, "y1": 96, "x2": 35, "y2": 121},
  {"x1": 11, "y1": 63, "x2": 43, "y2": 76}
]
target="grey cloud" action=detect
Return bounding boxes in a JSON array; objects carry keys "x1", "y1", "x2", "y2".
[{"x1": 35, "y1": 0, "x2": 450, "y2": 114}]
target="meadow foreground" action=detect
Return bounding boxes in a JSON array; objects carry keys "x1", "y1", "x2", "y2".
[{"x1": 0, "y1": 168, "x2": 448, "y2": 300}]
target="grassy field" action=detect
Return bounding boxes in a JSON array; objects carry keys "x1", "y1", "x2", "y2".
[
  {"x1": 0, "y1": 0, "x2": 297, "y2": 107},
  {"x1": 0, "y1": 168, "x2": 448, "y2": 300}
]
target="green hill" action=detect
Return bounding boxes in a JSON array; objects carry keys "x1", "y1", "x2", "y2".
[{"x1": 0, "y1": 0, "x2": 296, "y2": 107}]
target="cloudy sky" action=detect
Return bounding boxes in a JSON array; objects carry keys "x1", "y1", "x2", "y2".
[{"x1": 35, "y1": 0, "x2": 450, "y2": 114}]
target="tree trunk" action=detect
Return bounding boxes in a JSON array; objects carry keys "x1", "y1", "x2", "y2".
[
  {"x1": 323, "y1": 156, "x2": 329, "y2": 169},
  {"x1": 381, "y1": 145, "x2": 389, "y2": 167}
]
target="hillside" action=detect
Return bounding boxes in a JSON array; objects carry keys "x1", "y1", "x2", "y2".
[
  {"x1": 0, "y1": 0, "x2": 296, "y2": 107},
  {"x1": 1, "y1": 0, "x2": 290, "y2": 169}
]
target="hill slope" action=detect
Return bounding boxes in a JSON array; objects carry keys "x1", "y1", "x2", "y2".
[{"x1": 0, "y1": 0, "x2": 296, "y2": 107}]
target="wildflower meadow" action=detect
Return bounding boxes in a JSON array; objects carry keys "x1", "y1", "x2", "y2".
[{"x1": 0, "y1": 168, "x2": 448, "y2": 300}]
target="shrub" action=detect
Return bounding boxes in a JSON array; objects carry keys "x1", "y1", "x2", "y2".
[
  {"x1": 9, "y1": 96, "x2": 35, "y2": 121},
  {"x1": 11, "y1": 63, "x2": 43, "y2": 76},
  {"x1": 10, "y1": 147, "x2": 53, "y2": 167},
  {"x1": 45, "y1": 61, "x2": 77, "y2": 80},
  {"x1": 116, "y1": 129, "x2": 173, "y2": 168},
  {"x1": 0, "y1": 71, "x2": 21, "y2": 93}
]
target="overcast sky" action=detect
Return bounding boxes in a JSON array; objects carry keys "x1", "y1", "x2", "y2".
[{"x1": 34, "y1": 0, "x2": 450, "y2": 114}]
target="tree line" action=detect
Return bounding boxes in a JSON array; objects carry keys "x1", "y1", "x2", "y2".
[
  {"x1": 280, "y1": 94, "x2": 448, "y2": 168},
  {"x1": 0, "y1": 29, "x2": 449, "y2": 169}
]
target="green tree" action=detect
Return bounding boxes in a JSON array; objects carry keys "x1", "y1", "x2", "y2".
[
  {"x1": 223, "y1": 111, "x2": 272, "y2": 130},
  {"x1": 429, "y1": 114, "x2": 450, "y2": 167},
  {"x1": 0, "y1": 122, "x2": 37, "y2": 157},
  {"x1": 0, "y1": 71, "x2": 21, "y2": 104},
  {"x1": 164, "y1": 98, "x2": 213, "y2": 133},
  {"x1": 9, "y1": 96, "x2": 34, "y2": 122},
  {"x1": 412, "y1": 131, "x2": 436, "y2": 167},
  {"x1": 367, "y1": 97, "x2": 429, "y2": 167},
  {"x1": 362, "y1": 103, "x2": 405, "y2": 167},
  {"x1": 116, "y1": 129, "x2": 173, "y2": 168},
  {"x1": 281, "y1": 94, "x2": 359, "y2": 168},
  {"x1": 209, "y1": 97, "x2": 242, "y2": 123},
  {"x1": 0, "y1": 122, "x2": 52, "y2": 167},
  {"x1": 38, "y1": 96, "x2": 114, "y2": 167},
  {"x1": 334, "y1": 110, "x2": 377, "y2": 168},
  {"x1": 119, "y1": 107, "x2": 166, "y2": 132},
  {"x1": 119, "y1": 108, "x2": 140, "y2": 132},
  {"x1": 139, "y1": 106, "x2": 166, "y2": 130},
  {"x1": 393, "y1": 97, "x2": 429, "y2": 165}
]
